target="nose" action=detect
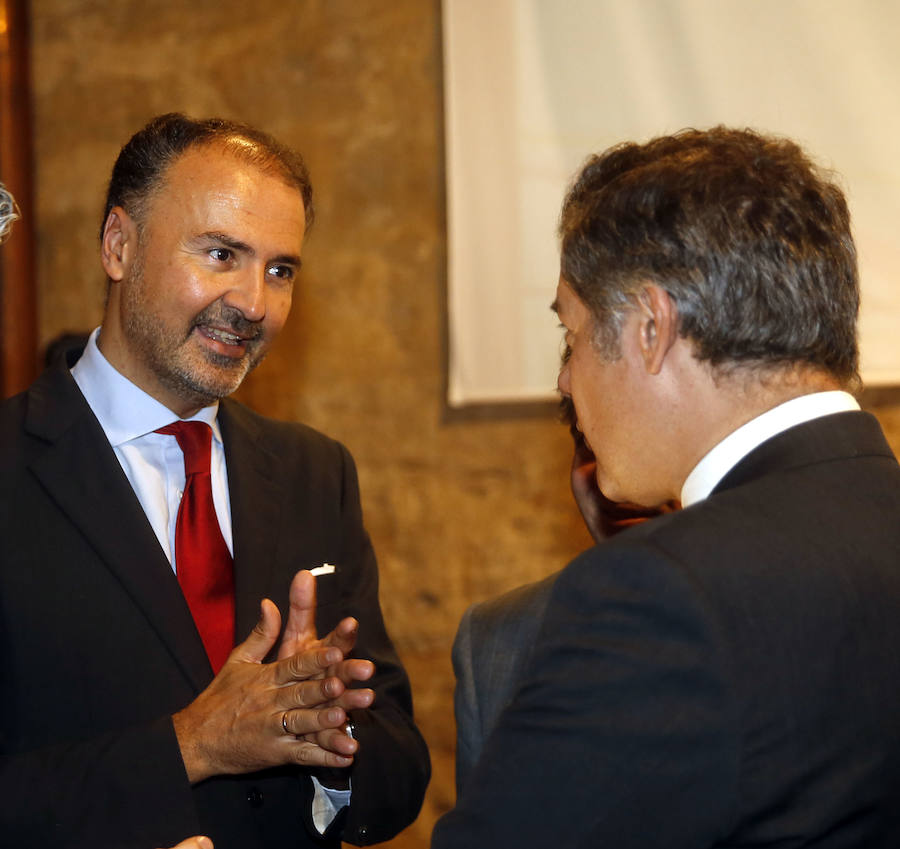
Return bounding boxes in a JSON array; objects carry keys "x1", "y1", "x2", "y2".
[{"x1": 224, "y1": 267, "x2": 267, "y2": 322}]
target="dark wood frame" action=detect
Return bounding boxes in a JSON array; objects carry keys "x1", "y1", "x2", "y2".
[{"x1": 0, "y1": 0, "x2": 37, "y2": 398}]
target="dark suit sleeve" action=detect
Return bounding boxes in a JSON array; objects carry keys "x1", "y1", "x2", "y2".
[
  {"x1": 0, "y1": 388, "x2": 209, "y2": 847},
  {"x1": 0, "y1": 717, "x2": 202, "y2": 847},
  {"x1": 432, "y1": 543, "x2": 739, "y2": 849},
  {"x1": 452, "y1": 576, "x2": 559, "y2": 799},
  {"x1": 319, "y1": 443, "x2": 430, "y2": 846},
  {"x1": 451, "y1": 605, "x2": 481, "y2": 797}
]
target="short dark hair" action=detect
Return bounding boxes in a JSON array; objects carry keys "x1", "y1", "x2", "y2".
[
  {"x1": 101, "y1": 112, "x2": 314, "y2": 239},
  {"x1": 559, "y1": 126, "x2": 859, "y2": 384}
]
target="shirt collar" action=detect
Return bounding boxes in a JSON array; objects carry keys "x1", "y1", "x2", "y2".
[
  {"x1": 70, "y1": 327, "x2": 221, "y2": 447},
  {"x1": 680, "y1": 390, "x2": 860, "y2": 508}
]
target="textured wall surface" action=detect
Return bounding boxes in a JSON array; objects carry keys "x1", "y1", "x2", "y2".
[{"x1": 26, "y1": 1, "x2": 900, "y2": 846}]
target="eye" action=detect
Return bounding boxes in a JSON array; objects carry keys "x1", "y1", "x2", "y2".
[
  {"x1": 209, "y1": 247, "x2": 233, "y2": 263},
  {"x1": 267, "y1": 264, "x2": 296, "y2": 282}
]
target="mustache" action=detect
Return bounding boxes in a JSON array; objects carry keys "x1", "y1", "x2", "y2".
[{"x1": 191, "y1": 304, "x2": 264, "y2": 341}]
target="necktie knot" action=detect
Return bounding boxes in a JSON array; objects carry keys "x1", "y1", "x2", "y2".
[{"x1": 156, "y1": 421, "x2": 213, "y2": 478}]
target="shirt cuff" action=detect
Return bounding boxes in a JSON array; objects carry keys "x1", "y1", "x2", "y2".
[{"x1": 311, "y1": 776, "x2": 352, "y2": 835}]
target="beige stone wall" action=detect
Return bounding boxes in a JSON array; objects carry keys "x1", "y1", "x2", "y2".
[{"x1": 27, "y1": 1, "x2": 900, "y2": 846}]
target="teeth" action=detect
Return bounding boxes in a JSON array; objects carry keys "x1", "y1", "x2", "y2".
[{"x1": 205, "y1": 327, "x2": 241, "y2": 345}]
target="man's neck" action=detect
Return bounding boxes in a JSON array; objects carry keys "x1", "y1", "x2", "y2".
[
  {"x1": 699, "y1": 363, "x2": 840, "y2": 448},
  {"x1": 676, "y1": 364, "x2": 850, "y2": 505}
]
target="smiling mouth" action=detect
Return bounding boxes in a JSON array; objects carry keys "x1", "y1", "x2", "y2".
[
  {"x1": 191, "y1": 303, "x2": 264, "y2": 356},
  {"x1": 200, "y1": 325, "x2": 248, "y2": 346}
]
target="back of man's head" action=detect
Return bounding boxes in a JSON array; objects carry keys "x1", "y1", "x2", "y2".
[
  {"x1": 559, "y1": 127, "x2": 859, "y2": 386},
  {"x1": 0, "y1": 182, "x2": 19, "y2": 243},
  {"x1": 100, "y1": 112, "x2": 314, "y2": 240}
]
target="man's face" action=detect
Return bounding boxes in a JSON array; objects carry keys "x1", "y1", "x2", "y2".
[
  {"x1": 555, "y1": 277, "x2": 653, "y2": 505},
  {"x1": 100, "y1": 143, "x2": 306, "y2": 416}
]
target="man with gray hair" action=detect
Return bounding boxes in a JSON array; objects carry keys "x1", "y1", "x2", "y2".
[{"x1": 433, "y1": 127, "x2": 900, "y2": 847}]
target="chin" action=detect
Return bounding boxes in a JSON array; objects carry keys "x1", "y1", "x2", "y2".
[
  {"x1": 595, "y1": 472, "x2": 625, "y2": 504},
  {"x1": 597, "y1": 473, "x2": 652, "y2": 510},
  {"x1": 170, "y1": 363, "x2": 250, "y2": 406}
]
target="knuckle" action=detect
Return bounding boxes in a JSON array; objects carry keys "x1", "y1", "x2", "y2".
[
  {"x1": 288, "y1": 651, "x2": 311, "y2": 676},
  {"x1": 289, "y1": 707, "x2": 315, "y2": 733},
  {"x1": 284, "y1": 653, "x2": 318, "y2": 684},
  {"x1": 320, "y1": 647, "x2": 342, "y2": 667},
  {"x1": 293, "y1": 741, "x2": 324, "y2": 766},
  {"x1": 291, "y1": 681, "x2": 325, "y2": 708},
  {"x1": 323, "y1": 676, "x2": 344, "y2": 698}
]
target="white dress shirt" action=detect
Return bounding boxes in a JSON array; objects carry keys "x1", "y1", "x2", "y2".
[
  {"x1": 71, "y1": 328, "x2": 233, "y2": 570},
  {"x1": 680, "y1": 390, "x2": 861, "y2": 507}
]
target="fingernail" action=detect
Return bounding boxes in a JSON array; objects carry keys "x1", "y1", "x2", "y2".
[{"x1": 327, "y1": 708, "x2": 343, "y2": 723}]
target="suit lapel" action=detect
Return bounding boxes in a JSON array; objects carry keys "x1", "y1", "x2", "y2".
[
  {"x1": 25, "y1": 362, "x2": 213, "y2": 690},
  {"x1": 218, "y1": 400, "x2": 288, "y2": 638}
]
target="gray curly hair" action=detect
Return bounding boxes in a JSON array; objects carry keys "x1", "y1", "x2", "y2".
[{"x1": 0, "y1": 182, "x2": 19, "y2": 243}]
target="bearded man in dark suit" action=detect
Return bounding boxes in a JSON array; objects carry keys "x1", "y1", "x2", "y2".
[
  {"x1": 433, "y1": 127, "x2": 900, "y2": 847},
  {"x1": 0, "y1": 114, "x2": 429, "y2": 849}
]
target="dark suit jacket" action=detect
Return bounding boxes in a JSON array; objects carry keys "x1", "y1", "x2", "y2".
[
  {"x1": 452, "y1": 574, "x2": 556, "y2": 794},
  {"x1": 0, "y1": 355, "x2": 429, "y2": 849},
  {"x1": 433, "y1": 411, "x2": 900, "y2": 848}
]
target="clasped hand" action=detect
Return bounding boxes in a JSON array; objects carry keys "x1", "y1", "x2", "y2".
[{"x1": 173, "y1": 570, "x2": 374, "y2": 784}]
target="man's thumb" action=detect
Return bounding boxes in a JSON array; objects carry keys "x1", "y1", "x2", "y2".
[{"x1": 235, "y1": 598, "x2": 282, "y2": 663}]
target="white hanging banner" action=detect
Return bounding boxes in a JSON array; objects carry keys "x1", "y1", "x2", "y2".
[{"x1": 444, "y1": 0, "x2": 900, "y2": 406}]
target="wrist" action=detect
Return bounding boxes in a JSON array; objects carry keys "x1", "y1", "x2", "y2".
[{"x1": 173, "y1": 707, "x2": 214, "y2": 784}]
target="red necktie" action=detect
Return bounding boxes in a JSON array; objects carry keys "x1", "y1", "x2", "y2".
[{"x1": 156, "y1": 421, "x2": 235, "y2": 673}]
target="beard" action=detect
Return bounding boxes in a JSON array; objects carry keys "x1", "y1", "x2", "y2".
[{"x1": 121, "y1": 258, "x2": 267, "y2": 411}]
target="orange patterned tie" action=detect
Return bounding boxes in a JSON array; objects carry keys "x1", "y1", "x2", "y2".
[{"x1": 156, "y1": 421, "x2": 235, "y2": 673}]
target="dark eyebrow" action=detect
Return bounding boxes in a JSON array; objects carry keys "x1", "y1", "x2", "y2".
[
  {"x1": 200, "y1": 232, "x2": 303, "y2": 271},
  {"x1": 270, "y1": 253, "x2": 304, "y2": 272},
  {"x1": 550, "y1": 298, "x2": 560, "y2": 315},
  {"x1": 202, "y1": 232, "x2": 252, "y2": 254}
]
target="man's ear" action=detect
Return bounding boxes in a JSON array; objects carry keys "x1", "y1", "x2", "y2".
[
  {"x1": 636, "y1": 284, "x2": 679, "y2": 375},
  {"x1": 100, "y1": 206, "x2": 137, "y2": 282}
]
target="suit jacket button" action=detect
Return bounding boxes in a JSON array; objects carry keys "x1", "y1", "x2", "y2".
[
  {"x1": 246, "y1": 787, "x2": 264, "y2": 808},
  {"x1": 358, "y1": 825, "x2": 368, "y2": 841}
]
